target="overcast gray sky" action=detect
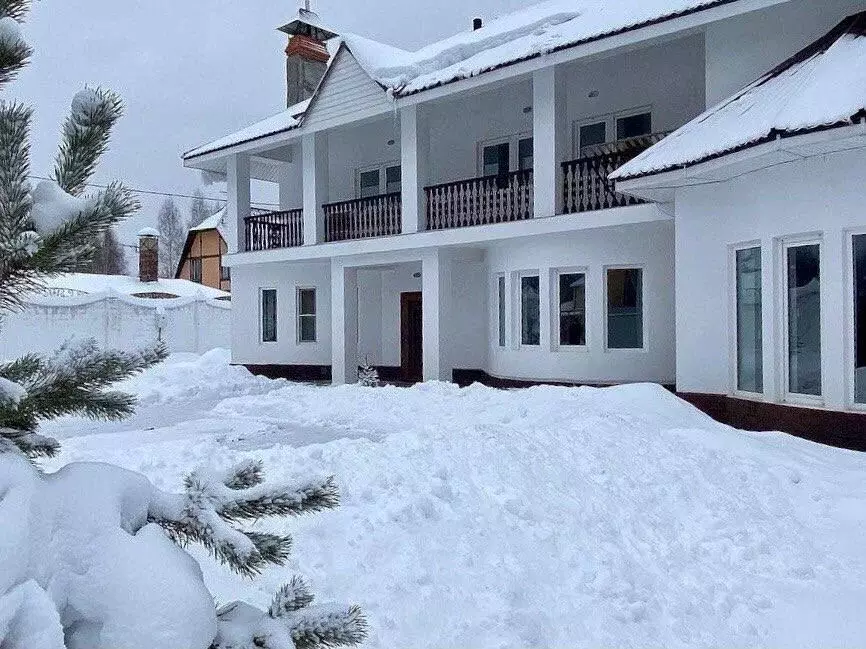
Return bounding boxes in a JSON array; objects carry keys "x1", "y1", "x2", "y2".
[{"x1": 14, "y1": 0, "x2": 527, "y2": 251}]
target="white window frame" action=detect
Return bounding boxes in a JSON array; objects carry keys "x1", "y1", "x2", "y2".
[
  {"x1": 259, "y1": 287, "x2": 278, "y2": 344},
  {"x1": 554, "y1": 267, "x2": 589, "y2": 352},
  {"x1": 603, "y1": 265, "x2": 646, "y2": 353},
  {"x1": 296, "y1": 286, "x2": 317, "y2": 344},
  {"x1": 355, "y1": 161, "x2": 401, "y2": 198},
  {"x1": 477, "y1": 132, "x2": 532, "y2": 176},
  {"x1": 846, "y1": 229, "x2": 866, "y2": 410},
  {"x1": 495, "y1": 273, "x2": 507, "y2": 348},
  {"x1": 728, "y1": 242, "x2": 765, "y2": 399},
  {"x1": 780, "y1": 235, "x2": 824, "y2": 405},
  {"x1": 516, "y1": 270, "x2": 541, "y2": 348},
  {"x1": 572, "y1": 105, "x2": 653, "y2": 158}
]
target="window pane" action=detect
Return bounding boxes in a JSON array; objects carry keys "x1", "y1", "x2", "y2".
[
  {"x1": 190, "y1": 258, "x2": 202, "y2": 283},
  {"x1": 299, "y1": 315, "x2": 316, "y2": 342},
  {"x1": 616, "y1": 113, "x2": 652, "y2": 140},
  {"x1": 483, "y1": 142, "x2": 509, "y2": 176},
  {"x1": 579, "y1": 121, "x2": 606, "y2": 152},
  {"x1": 498, "y1": 276, "x2": 506, "y2": 347},
  {"x1": 736, "y1": 248, "x2": 763, "y2": 393},
  {"x1": 559, "y1": 273, "x2": 586, "y2": 346},
  {"x1": 220, "y1": 265, "x2": 231, "y2": 282},
  {"x1": 607, "y1": 268, "x2": 643, "y2": 349},
  {"x1": 520, "y1": 275, "x2": 540, "y2": 346},
  {"x1": 518, "y1": 138, "x2": 533, "y2": 171},
  {"x1": 787, "y1": 244, "x2": 821, "y2": 396},
  {"x1": 299, "y1": 288, "x2": 316, "y2": 316},
  {"x1": 359, "y1": 169, "x2": 379, "y2": 198},
  {"x1": 261, "y1": 289, "x2": 277, "y2": 342},
  {"x1": 855, "y1": 235, "x2": 866, "y2": 403},
  {"x1": 385, "y1": 165, "x2": 401, "y2": 194}
]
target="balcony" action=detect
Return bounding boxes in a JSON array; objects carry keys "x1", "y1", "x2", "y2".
[
  {"x1": 425, "y1": 169, "x2": 534, "y2": 230},
  {"x1": 244, "y1": 209, "x2": 304, "y2": 252},
  {"x1": 323, "y1": 192, "x2": 402, "y2": 242},
  {"x1": 562, "y1": 132, "x2": 670, "y2": 214}
]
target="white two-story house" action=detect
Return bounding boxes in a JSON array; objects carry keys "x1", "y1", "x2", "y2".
[{"x1": 183, "y1": 0, "x2": 866, "y2": 446}]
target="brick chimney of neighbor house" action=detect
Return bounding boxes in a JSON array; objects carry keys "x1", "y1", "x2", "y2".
[
  {"x1": 138, "y1": 228, "x2": 159, "y2": 283},
  {"x1": 278, "y1": 8, "x2": 337, "y2": 107}
]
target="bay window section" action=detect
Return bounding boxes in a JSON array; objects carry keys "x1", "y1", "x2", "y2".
[
  {"x1": 735, "y1": 248, "x2": 763, "y2": 393},
  {"x1": 520, "y1": 275, "x2": 540, "y2": 346},
  {"x1": 606, "y1": 268, "x2": 643, "y2": 349},
  {"x1": 786, "y1": 243, "x2": 821, "y2": 396},
  {"x1": 558, "y1": 272, "x2": 586, "y2": 347},
  {"x1": 854, "y1": 235, "x2": 866, "y2": 403}
]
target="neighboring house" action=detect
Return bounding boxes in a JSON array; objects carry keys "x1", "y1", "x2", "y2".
[
  {"x1": 183, "y1": 0, "x2": 866, "y2": 445},
  {"x1": 176, "y1": 208, "x2": 237, "y2": 292}
]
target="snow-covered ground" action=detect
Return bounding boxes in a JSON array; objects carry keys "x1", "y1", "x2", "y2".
[{"x1": 44, "y1": 350, "x2": 866, "y2": 648}]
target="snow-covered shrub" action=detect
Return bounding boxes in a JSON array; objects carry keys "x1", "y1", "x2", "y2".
[{"x1": 358, "y1": 358, "x2": 380, "y2": 387}]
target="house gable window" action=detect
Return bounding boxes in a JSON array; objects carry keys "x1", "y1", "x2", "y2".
[
  {"x1": 260, "y1": 289, "x2": 277, "y2": 343},
  {"x1": 606, "y1": 268, "x2": 643, "y2": 350},
  {"x1": 297, "y1": 287, "x2": 317, "y2": 343},
  {"x1": 357, "y1": 163, "x2": 401, "y2": 198},
  {"x1": 190, "y1": 258, "x2": 202, "y2": 284},
  {"x1": 558, "y1": 271, "x2": 586, "y2": 347},
  {"x1": 520, "y1": 274, "x2": 540, "y2": 346},
  {"x1": 785, "y1": 242, "x2": 821, "y2": 397},
  {"x1": 735, "y1": 247, "x2": 763, "y2": 393}
]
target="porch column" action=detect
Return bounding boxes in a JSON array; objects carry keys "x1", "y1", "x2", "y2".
[
  {"x1": 422, "y1": 249, "x2": 450, "y2": 381},
  {"x1": 303, "y1": 132, "x2": 328, "y2": 244},
  {"x1": 226, "y1": 153, "x2": 250, "y2": 253},
  {"x1": 532, "y1": 67, "x2": 566, "y2": 218},
  {"x1": 331, "y1": 260, "x2": 359, "y2": 385},
  {"x1": 400, "y1": 105, "x2": 429, "y2": 234}
]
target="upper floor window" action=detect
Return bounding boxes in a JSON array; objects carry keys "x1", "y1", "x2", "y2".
[
  {"x1": 357, "y1": 163, "x2": 401, "y2": 198},
  {"x1": 297, "y1": 287, "x2": 317, "y2": 343},
  {"x1": 480, "y1": 134, "x2": 533, "y2": 177},
  {"x1": 616, "y1": 112, "x2": 652, "y2": 141},
  {"x1": 190, "y1": 258, "x2": 202, "y2": 284},
  {"x1": 575, "y1": 108, "x2": 653, "y2": 157}
]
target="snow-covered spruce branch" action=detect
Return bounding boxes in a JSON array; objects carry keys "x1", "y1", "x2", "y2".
[
  {"x1": 0, "y1": 340, "x2": 167, "y2": 458},
  {"x1": 213, "y1": 577, "x2": 367, "y2": 649},
  {"x1": 0, "y1": 9, "x2": 31, "y2": 88},
  {"x1": 148, "y1": 460, "x2": 339, "y2": 577}
]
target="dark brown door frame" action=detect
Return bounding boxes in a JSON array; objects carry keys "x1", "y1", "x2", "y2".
[{"x1": 400, "y1": 291, "x2": 423, "y2": 383}]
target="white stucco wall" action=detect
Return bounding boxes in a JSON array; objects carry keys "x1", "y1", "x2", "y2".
[
  {"x1": 327, "y1": 118, "x2": 401, "y2": 204},
  {"x1": 674, "y1": 146, "x2": 866, "y2": 411},
  {"x1": 486, "y1": 220, "x2": 676, "y2": 383}
]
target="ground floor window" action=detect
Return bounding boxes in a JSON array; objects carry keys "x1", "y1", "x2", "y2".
[
  {"x1": 497, "y1": 275, "x2": 506, "y2": 347},
  {"x1": 520, "y1": 275, "x2": 540, "y2": 346},
  {"x1": 297, "y1": 288, "x2": 317, "y2": 343},
  {"x1": 261, "y1": 289, "x2": 277, "y2": 343},
  {"x1": 735, "y1": 247, "x2": 763, "y2": 393},
  {"x1": 606, "y1": 268, "x2": 643, "y2": 349},
  {"x1": 786, "y1": 243, "x2": 821, "y2": 396},
  {"x1": 853, "y1": 235, "x2": 866, "y2": 403},
  {"x1": 558, "y1": 272, "x2": 586, "y2": 346}
]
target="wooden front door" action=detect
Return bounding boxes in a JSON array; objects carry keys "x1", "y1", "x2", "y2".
[{"x1": 400, "y1": 292, "x2": 423, "y2": 383}]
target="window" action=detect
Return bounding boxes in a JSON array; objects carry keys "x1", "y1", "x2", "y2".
[
  {"x1": 357, "y1": 163, "x2": 401, "y2": 198},
  {"x1": 190, "y1": 258, "x2": 202, "y2": 284},
  {"x1": 518, "y1": 137, "x2": 533, "y2": 171},
  {"x1": 358, "y1": 169, "x2": 380, "y2": 198},
  {"x1": 616, "y1": 112, "x2": 652, "y2": 140},
  {"x1": 385, "y1": 165, "x2": 401, "y2": 194},
  {"x1": 735, "y1": 247, "x2": 763, "y2": 393},
  {"x1": 854, "y1": 235, "x2": 866, "y2": 403},
  {"x1": 785, "y1": 243, "x2": 821, "y2": 397},
  {"x1": 483, "y1": 142, "x2": 510, "y2": 176},
  {"x1": 606, "y1": 268, "x2": 643, "y2": 349},
  {"x1": 261, "y1": 289, "x2": 277, "y2": 343},
  {"x1": 220, "y1": 265, "x2": 231, "y2": 282},
  {"x1": 297, "y1": 288, "x2": 317, "y2": 343},
  {"x1": 520, "y1": 275, "x2": 540, "y2": 346},
  {"x1": 578, "y1": 121, "x2": 607, "y2": 155},
  {"x1": 497, "y1": 275, "x2": 506, "y2": 347},
  {"x1": 559, "y1": 272, "x2": 586, "y2": 347}
]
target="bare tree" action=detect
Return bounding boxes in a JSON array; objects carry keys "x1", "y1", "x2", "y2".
[
  {"x1": 88, "y1": 227, "x2": 127, "y2": 274},
  {"x1": 188, "y1": 187, "x2": 220, "y2": 229},
  {"x1": 157, "y1": 197, "x2": 185, "y2": 277}
]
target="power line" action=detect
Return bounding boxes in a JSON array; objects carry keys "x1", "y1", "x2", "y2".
[{"x1": 28, "y1": 175, "x2": 280, "y2": 208}]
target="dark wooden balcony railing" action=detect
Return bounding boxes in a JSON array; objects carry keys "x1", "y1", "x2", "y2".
[
  {"x1": 323, "y1": 192, "x2": 402, "y2": 242},
  {"x1": 425, "y1": 169, "x2": 533, "y2": 230},
  {"x1": 245, "y1": 209, "x2": 304, "y2": 251},
  {"x1": 562, "y1": 132, "x2": 670, "y2": 214}
]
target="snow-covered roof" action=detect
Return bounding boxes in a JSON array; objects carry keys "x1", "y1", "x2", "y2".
[
  {"x1": 612, "y1": 12, "x2": 866, "y2": 181},
  {"x1": 189, "y1": 206, "x2": 237, "y2": 254},
  {"x1": 184, "y1": 0, "x2": 743, "y2": 161},
  {"x1": 38, "y1": 273, "x2": 229, "y2": 300},
  {"x1": 137, "y1": 227, "x2": 160, "y2": 237}
]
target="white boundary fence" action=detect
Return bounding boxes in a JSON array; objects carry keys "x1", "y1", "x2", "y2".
[{"x1": 0, "y1": 290, "x2": 231, "y2": 359}]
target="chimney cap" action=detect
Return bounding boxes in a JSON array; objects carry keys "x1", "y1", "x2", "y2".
[
  {"x1": 278, "y1": 9, "x2": 338, "y2": 41},
  {"x1": 138, "y1": 227, "x2": 160, "y2": 238},
  {"x1": 473, "y1": 17, "x2": 483, "y2": 30}
]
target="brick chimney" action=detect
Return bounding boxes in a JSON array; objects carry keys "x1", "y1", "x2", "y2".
[
  {"x1": 137, "y1": 228, "x2": 159, "y2": 283},
  {"x1": 278, "y1": 9, "x2": 337, "y2": 107}
]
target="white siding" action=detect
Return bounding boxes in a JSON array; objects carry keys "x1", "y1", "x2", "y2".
[{"x1": 303, "y1": 48, "x2": 394, "y2": 132}]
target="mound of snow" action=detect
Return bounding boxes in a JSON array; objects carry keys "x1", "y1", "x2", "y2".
[{"x1": 44, "y1": 352, "x2": 866, "y2": 648}]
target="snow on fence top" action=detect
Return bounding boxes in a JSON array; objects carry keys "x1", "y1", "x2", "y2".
[
  {"x1": 612, "y1": 12, "x2": 866, "y2": 181},
  {"x1": 184, "y1": 0, "x2": 734, "y2": 160},
  {"x1": 35, "y1": 273, "x2": 229, "y2": 301}
]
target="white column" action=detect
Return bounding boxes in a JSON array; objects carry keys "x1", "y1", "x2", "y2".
[
  {"x1": 532, "y1": 67, "x2": 565, "y2": 219},
  {"x1": 303, "y1": 132, "x2": 328, "y2": 244},
  {"x1": 401, "y1": 105, "x2": 428, "y2": 234},
  {"x1": 422, "y1": 249, "x2": 450, "y2": 381},
  {"x1": 226, "y1": 154, "x2": 250, "y2": 253},
  {"x1": 331, "y1": 260, "x2": 359, "y2": 385}
]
